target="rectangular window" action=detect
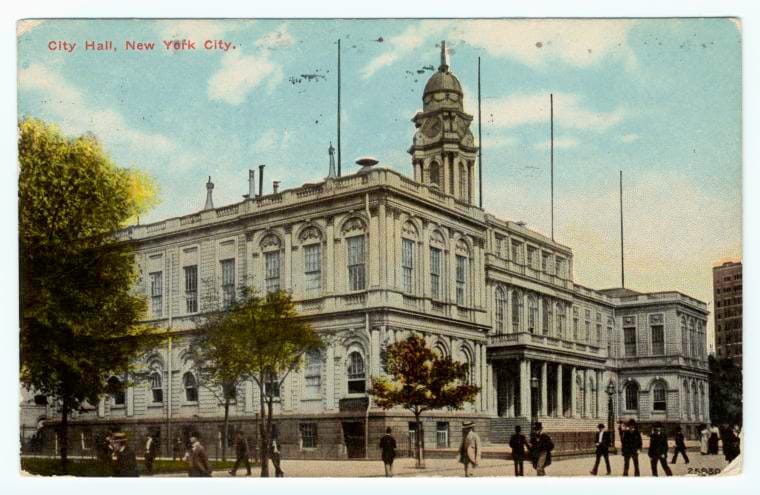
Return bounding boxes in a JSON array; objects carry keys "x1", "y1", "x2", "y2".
[
  {"x1": 555, "y1": 257, "x2": 565, "y2": 278},
  {"x1": 651, "y1": 325, "x2": 665, "y2": 355},
  {"x1": 541, "y1": 252, "x2": 551, "y2": 272},
  {"x1": 430, "y1": 247, "x2": 441, "y2": 299},
  {"x1": 265, "y1": 251, "x2": 281, "y2": 293},
  {"x1": 300, "y1": 423, "x2": 317, "y2": 449},
  {"x1": 347, "y1": 236, "x2": 366, "y2": 291},
  {"x1": 436, "y1": 422, "x2": 449, "y2": 448},
  {"x1": 624, "y1": 327, "x2": 637, "y2": 356},
  {"x1": 303, "y1": 244, "x2": 322, "y2": 295},
  {"x1": 653, "y1": 386, "x2": 666, "y2": 411},
  {"x1": 511, "y1": 241, "x2": 524, "y2": 264},
  {"x1": 305, "y1": 351, "x2": 321, "y2": 398},
  {"x1": 456, "y1": 255, "x2": 467, "y2": 305},
  {"x1": 149, "y1": 271, "x2": 163, "y2": 318},
  {"x1": 221, "y1": 259, "x2": 235, "y2": 308},
  {"x1": 527, "y1": 246, "x2": 537, "y2": 268},
  {"x1": 184, "y1": 265, "x2": 198, "y2": 313},
  {"x1": 402, "y1": 239, "x2": 414, "y2": 293}
]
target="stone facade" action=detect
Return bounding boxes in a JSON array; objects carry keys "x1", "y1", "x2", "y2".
[{"x1": 24, "y1": 48, "x2": 711, "y2": 459}]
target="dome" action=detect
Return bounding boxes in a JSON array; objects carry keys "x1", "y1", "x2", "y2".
[{"x1": 423, "y1": 69, "x2": 463, "y2": 98}]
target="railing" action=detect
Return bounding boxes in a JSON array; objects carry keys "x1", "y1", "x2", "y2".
[
  {"x1": 180, "y1": 213, "x2": 201, "y2": 226},
  {"x1": 146, "y1": 221, "x2": 166, "y2": 233},
  {"x1": 488, "y1": 331, "x2": 605, "y2": 357},
  {"x1": 342, "y1": 293, "x2": 367, "y2": 306},
  {"x1": 216, "y1": 204, "x2": 239, "y2": 217}
]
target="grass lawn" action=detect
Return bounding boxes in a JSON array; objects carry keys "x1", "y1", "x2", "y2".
[{"x1": 21, "y1": 457, "x2": 241, "y2": 477}]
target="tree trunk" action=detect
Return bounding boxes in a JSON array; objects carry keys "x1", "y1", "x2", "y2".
[
  {"x1": 222, "y1": 399, "x2": 230, "y2": 462},
  {"x1": 60, "y1": 398, "x2": 69, "y2": 474},
  {"x1": 258, "y1": 380, "x2": 270, "y2": 477},
  {"x1": 415, "y1": 413, "x2": 425, "y2": 469}
]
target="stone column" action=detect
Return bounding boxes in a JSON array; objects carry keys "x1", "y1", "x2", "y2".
[
  {"x1": 556, "y1": 363, "x2": 563, "y2": 417},
  {"x1": 489, "y1": 363, "x2": 497, "y2": 415},
  {"x1": 540, "y1": 361, "x2": 548, "y2": 417},
  {"x1": 126, "y1": 386, "x2": 134, "y2": 417},
  {"x1": 325, "y1": 344, "x2": 335, "y2": 410},
  {"x1": 584, "y1": 369, "x2": 592, "y2": 418},
  {"x1": 369, "y1": 206, "x2": 379, "y2": 288},
  {"x1": 325, "y1": 219, "x2": 335, "y2": 294},
  {"x1": 596, "y1": 370, "x2": 604, "y2": 419},
  {"x1": 284, "y1": 225, "x2": 293, "y2": 292},
  {"x1": 519, "y1": 359, "x2": 531, "y2": 418},
  {"x1": 378, "y1": 201, "x2": 387, "y2": 289},
  {"x1": 570, "y1": 366, "x2": 577, "y2": 417},
  {"x1": 480, "y1": 344, "x2": 488, "y2": 411}
]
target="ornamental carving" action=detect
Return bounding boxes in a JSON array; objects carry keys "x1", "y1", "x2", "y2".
[
  {"x1": 401, "y1": 221, "x2": 418, "y2": 239},
  {"x1": 260, "y1": 233, "x2": 281, "y2": 249},
  {"x1": 455, "y1": 238, "x2": 470, "y2": 256},
  {"x1": 430, "y1": 229, "x2": 446, "y2": 247},
  {"x1": 341, "y1": 217, "x2": 366, "y2": 235},
  {"x1": 299, "y1": 226, "x2": 322, "y2": 243}
]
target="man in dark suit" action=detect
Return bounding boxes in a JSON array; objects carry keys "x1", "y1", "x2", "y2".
[
  {"x1": 590, "y1": 423, "x2": 612, "y2": 475},
  {"x1": 508, "y1": 425, "x2": 527, "y2": 476},
  {"x1": 529, "y1": 422, "x2": 554, "y2": 476},
  {"x1": 229, "y1": 430, "x2": 251, "y2": 476},
  {"x1": 111, "y1": 432, "x2": 139, "y2": 477},
  {"x1": 621, "y1": 419, "x2": 642, "y2": 476},
  {"x1": 143, "y1": 433, "x2": 158, "y2": 475},
  {"x1": 185, "y1": 434, "x2": 212, "y2": 477},
  {"x1": 379, "y1": 427, "x2": 397, "y2": 477},
  {"x1": 648, "y1": 422, "x2": 673, "y2": 476},
  {"x1": 671, "y1": 426, "x2": 689, "y2": 464}
]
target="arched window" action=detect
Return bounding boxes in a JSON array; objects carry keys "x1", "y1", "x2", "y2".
[
  {"x1": 429, "y1": 161, "x2": 441, "y2": 187},
  {"x1": 300, "y1": 227, "x2": 323, "y2": 296},
  {"x1": 260, "y1": 234, "x2": 282, "y2": 294},
  {"x1": 680, "y1": 316, "x2": 688, "y2": 356},
  {"x1": 556, "y1": 303, "x2": 566, "y2": 339},
  {"x1": 347, "y1": 352, "x2": 366, "y2": 394},
  {"x1": 683, "y1": 380, "x2": 691, "y2": 418},
  {"x1": 527, "y1": 295, "x2": 537, "y2": 333},
  {"x1": 459, "y1": 162, "x2": 468, "y2": 200},
  {"x1": 401, "y1": 223, "x2": 417, "y2": 294},
  {"x1": 150, "y1": 370, "x2": 163, "y2": 403},
  {"x1": 652, "y1": 381, "x2": 666, "y2": 412},
  {"x1": 433, "y1": 342, "x2": 448, "y2": 359},
  {"x1": 542, "y1": 298, "x2": 552, "y2": 335},
  {"x1": 183, "y1": 372, "x2": 198, "y2": 402},
  {"x1": 624, "y1": 382, "x2": 639, "y2": 411},
  {"x1": 305, "y1": 350, "x2": 322, "y2": 398},
  {"x1": 107, "y1": 376, "x2": 125, "y2": 406},
  {"x1": 576, "y1": 376, "x2": 585, "y2": 416},
  {"x1": 573, "y1": 307, "x2": 579, "y2": 341},
  {"x1": 495, "y1": 286, "x2": 506, "y2": 334},
  {"x1": 460, "y1": 347, "x2": 475, "y2": 385},
  {"x1": 512, "y1": 290, "x2": 523, "y2": 332},
  {"x1": 692, "y1": 382, "x2": 699, "y2": 417}
]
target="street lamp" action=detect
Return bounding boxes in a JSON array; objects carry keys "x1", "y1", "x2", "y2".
[
  {"x1": 606, "y1": 381, "x2": 616, "y2": 445},
  {"x1": 531, "y1": 376, "x2": 540, "y2": 428}
]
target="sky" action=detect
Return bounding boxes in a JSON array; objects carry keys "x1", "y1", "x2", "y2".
[{"x1": 16, "y1": 18, "x2": 741, "y2": 345}]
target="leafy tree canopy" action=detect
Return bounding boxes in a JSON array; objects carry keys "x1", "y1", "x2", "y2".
[{"x1": 708, "y1": 355, "x2": 742, "y2": 426}]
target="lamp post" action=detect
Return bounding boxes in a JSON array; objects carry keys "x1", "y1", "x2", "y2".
[
  {"x1": 531, "y1": 376, "x2": 540, "y2": 428},
  {"x1": 606, "y1": 381, "x2": 616, "y2": 446}
]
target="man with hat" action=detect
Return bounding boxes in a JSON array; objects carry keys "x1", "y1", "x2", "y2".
[
  {"x1": 508, "y1": 425, "x2": 528, "y2": 476},
  {"x1": 671, "y1": 426, "x2": 689, "y2": 464},
  {"x1": 590, "y1": 423, "x2": 612, "y2": 475},
  {"x1": 648, "y1": 422, "x2": 673, "y2": 476},
  {"x1": 529, "y1": 422, "x2": 554, "y2": 476},
  {"x1": 184, "y1": 433, "x2": 212, "y2": 477},
  {"x1": 110, "y1": 432, "x2": 138, "y2": 477},
  {"x1": 458, "y1": 421, "x2": 481, "y2": 477},
  {"x1": 621, "y1": 418, "x2": 642, "y2": 476}
]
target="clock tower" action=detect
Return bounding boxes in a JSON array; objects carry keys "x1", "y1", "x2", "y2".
[{"x1": 409, "y1": 40, "x2": 478, "y2": 205}]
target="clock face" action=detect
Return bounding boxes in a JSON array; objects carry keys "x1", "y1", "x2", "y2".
[{"x1": 422, "y1": 117, "x2": 442, "y2": 138}]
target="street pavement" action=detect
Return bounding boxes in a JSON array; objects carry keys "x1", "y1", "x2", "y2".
[{"x1": 158, "y1": 451, "x2": 730, "y2": 478}]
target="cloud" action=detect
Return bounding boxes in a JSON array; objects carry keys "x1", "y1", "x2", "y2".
[
  {"x1": 483, "y1": 92, "x2": 624, "y2": 131},
  {"x1": 361, "y1": 20, "x2": 452, "y2": 78},
  {"x1": 157, "y1": 20, "x2": 244, "y2": 41},
  {"x1": 17, "y1": 20, "x2": 44, "y2": 37},
  {"x1": 207, "y1": 49, "x2": 282, "y2": 105},
  {"x1": 18, "y1": 63, "x2": 175, "y2": 151},
  {"x1": 454, "y1": 19, "x2": 638, "y2": 70},
  {"x1": 481, "y1": 134, "x2": 518, "y2": 149},
  {"x1": 253, "y1": 128, "x2": 292, "y2": 152},
  {"x1": 621, "y1": 133, "x2": 639, "y2": 143},
  {"x1": 255, "y1": 24, "x2": 295, "y2": 50},
  {"x1": 533, "y1": 138, "x2": 579, "y2": 150}
]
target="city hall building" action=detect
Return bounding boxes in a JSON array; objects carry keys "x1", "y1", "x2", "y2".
[{"x1": 24, "y1": 47, "x2": 711, "y2": 460}]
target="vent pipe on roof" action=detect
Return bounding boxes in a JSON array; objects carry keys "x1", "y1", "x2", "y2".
[
  {"x1": 244, "y1": 169, "x2": 255, "y2": 198},
  {"x1": 258, "y1": 165, "x2": 265, "y2": 197},
  {"x1": 273, "y1": 180, "x2": 280, "y2": 194}
]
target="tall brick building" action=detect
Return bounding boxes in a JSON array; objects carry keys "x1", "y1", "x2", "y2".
[
  {"x1": 713, "y1": 261, "x2": 742, "y2": 367},
  {"x1": 23, "y1": 44, "x2": 711, "y2": 459}
]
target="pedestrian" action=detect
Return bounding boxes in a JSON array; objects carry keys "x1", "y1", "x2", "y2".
[
  {"x1": 671, "y1": 426, "x2": 689, "y2": 464},
  {"x1": 172, "y1": 435, "x2": 183, "y2": 461},
  {"x1": 270, "y1": 431, "x2": 285, "y2": 477},
  {"x1": 229, "y1": 430, "x2": 251, "y2": 476},
  {"x1": 184, "y1": 434, "x2": 212, "y2": 477},
  {"x1": 143, "y1": 433, "x2": 158, "y2": 475},
  {"x1": 508, "y1": 425, "x2": 527, "y2": 476},
  {"x1": 648, "y1": 422, "x2": 673, "y2": 477},
  {"x1": 699, "y1": 424, "x2": 710, "y2": 455},
  {"x1": 621, "y1": 419, "x2": 642, "y2": 477},
  {"x1": 590, "y1": 423, "x2": 612, "y2": 475},
  {"x1": 110, "y1": 432, "x2": 139, "y2": 477},
  {"x1": 95, "y1": 432, "x2": 112, "y2": 472},
  {"x1": 723, "y1": 425, "x2": 741, "y2": 463},
  {"x1": 379, "y1": 427, "x2": 397, "y2": 477},
  {"x1": 458, "y1": 421, "x2": 481, "y2": 477},
  {"x1": 529, "y1": 422, "x2": 554, "y2": 476},
  {"x1": 708, "y1": 423, "x2": 720, "y2": 455}
]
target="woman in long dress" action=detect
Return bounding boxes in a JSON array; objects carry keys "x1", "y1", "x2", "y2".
[
  {"x1": 708, "y1": 424, "x2": 720, "y2": 454},
  {"x1": 699, "y1": 424, "x2": 710, "y2": 455}
]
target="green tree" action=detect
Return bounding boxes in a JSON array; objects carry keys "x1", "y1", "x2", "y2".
[
  {"x1": 708, "y1": 355, "x2": 742, "y2": 426},
  {"x1": 368, "y1": 334, "x2": 479, "y2": 468},
  {"x1": 19, "y1": 118, "x2": 160, "y2": 473}
]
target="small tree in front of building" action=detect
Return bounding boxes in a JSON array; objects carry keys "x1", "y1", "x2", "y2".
[{"x1": 368, "y1": 334, "x2": 479, "y2": 468}]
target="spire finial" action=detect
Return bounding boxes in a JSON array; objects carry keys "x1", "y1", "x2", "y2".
[
  {"x1": 204, "y1": 176, "x2": 215, "y2": 210},
  {"x1": 327, "y1": 141, "x2": 337, "y2": 178},
  {"x1": 439, "y1": 40, "x2": 448, "y2": 72}
]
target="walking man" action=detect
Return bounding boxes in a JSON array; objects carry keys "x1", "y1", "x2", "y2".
[
  {"x1": 590, "y1": 423, "x2": 612, "y2": 475},
  {"x1": 270, "y1": 432, "x2": 285, "y2": 477},
  {"x1": 508, "y1": 425, "x2": 527, "y2": 476},
  {"x1": 458, "y1": 421, "x2": 481, "y2": 477},
  {"x1": 648, "y1": 422, "x2": 673, "y2": 476},
  {"x1": 379, "y1": 427, "x2": 397, "y2": 477},
  {"x1": 143, "y1": 433, "x2": 158, "y2": 475},
  {"x1": 621, "y1": 419, "x2": 642, "y2": 476},
  {"x1": 185, "y1": 434, "x2": 212, "y2": 477},
  {"x1": 671, "y1": 426, "x2": 690, "y2": 464},
  {"x1": 229, "y1": 431, "x2": 251, "y2": 476},
  {"x1": 529, "y1": 422, "x2": 554, "y2": 476},
  {"x1": 111, "y1": 432, "x2": 139, "y2": 477}
]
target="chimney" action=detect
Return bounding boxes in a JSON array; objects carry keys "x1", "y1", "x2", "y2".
[
  {"x1": 244, "y1": 169, "x2": 255, "y2": 198},
  {"x1": 258, "y1": 165, "x2": 265, "y2": 197},
  {"x1": 272, "y1": 180, "x2": 280, "y2": 194},
  {"x1": 204, "y1": 176, "x2": 214, "y2": 210}
]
